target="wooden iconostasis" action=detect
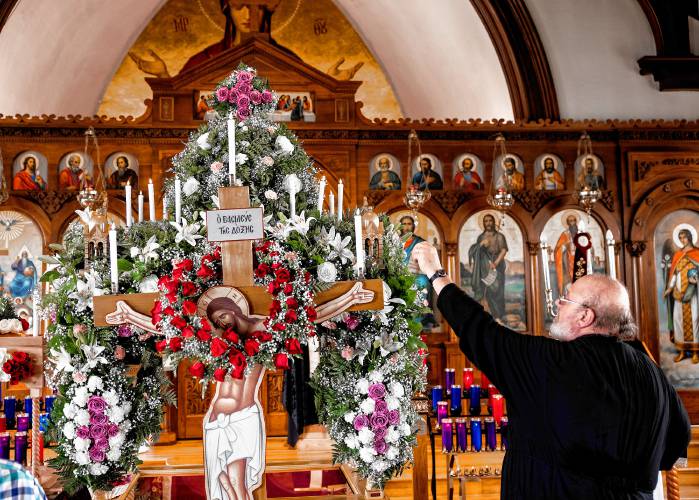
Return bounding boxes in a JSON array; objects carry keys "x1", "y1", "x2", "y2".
[{"x1": 1, "y1": 39, "x2": 699, "y2": 435}]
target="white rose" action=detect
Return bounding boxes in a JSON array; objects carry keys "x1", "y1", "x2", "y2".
[
  {"x1": 385, "y1": 427, "x2": 400, "y2": 444},
  {"x1": 356, "y1": 378, "x2": 370, "y2": 394},
  {"x1": 63, "y1": 403, "x2": 77, "y2": 419},
  {"x1": 183, "y1": 177, "x2": 200, "y2": 196},
  {"x1": 400, "y1": 423, "x2": 411, "y2": 436},
  {"x1": 90, "y1": 463, "x2": 107, "y2": 476},
  {"x1": 73, "y1": 437, "x2": 90, "y2": 452},
  {"x1": 75, "y1": 451, "x2": 90, "y2": 465},
  {"x1": 235, "y1": 153, "x2": 249, "y2": 165},
  {"x1": 196, "y1": 132, "x2": 211, "y2": 150},
  {"x1": 264, "y1": 190, "x2": 278, "y2": 200},
  {"x1": 357, "y1": 427, "x2": 374, "y2": 445},
  {"x1": 390, "y1": 382, "x2": 405, "y2": 398},
  {"x1": 385, "y1": 446, "x2": 399, "y2": 461},
  {"x1": 359, "y1": 446, "x2": 376, "y2": 463},
  {"x1": 275, "y1": 135, "x2": 294, "y2": 155},
  {"x1": 385, "y1": 396, "x2": 400, "y2": 411},
  {"x1": 344, "y1": 435, "x2": 360, "y2": 449},
  {"x1": 106, "y1": 448, "x2": 122, "y2": 461},
  {"x1": 74, "y1": 409, "x2": 90, "y2": 427},
  {"x1": 87, "y1": 375, "x2": 103, "y2": 392},
  {"x1": 344, "y1": 412, "x2": 356, "y2": 424},
  {"x1": 359, "y1": 398, "x2": 375, "y2": 415},
  {"x1": 368, "y1": 371, "x2": 384, "y2": 383},
  {"x1": 139, "y1": 275, "x2": 159, "y2": 293},
  {"x1": 317, "y1": 262, "x2": 337, "y2": 283},
  {"x1": 63, "y1": 422, "x2": 76, "y2": 440}
]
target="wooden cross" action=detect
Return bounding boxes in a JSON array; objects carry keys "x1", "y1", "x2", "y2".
[{"x1": 94, "y1": 185, "x2": 383, "y2": 325}]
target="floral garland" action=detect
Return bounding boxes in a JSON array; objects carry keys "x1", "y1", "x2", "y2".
[{"x1": 0, "y1": 350, "x2": 32, "y2": 384}]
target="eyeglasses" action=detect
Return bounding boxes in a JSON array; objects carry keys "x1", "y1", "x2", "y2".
[{"x1": 555, "y1": 295, "x2": 595, "y2": 317}]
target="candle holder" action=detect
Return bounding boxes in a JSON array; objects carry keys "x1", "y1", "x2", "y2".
[
  {"x1": 455, "y1": 418, "x2": 468, "y2": 453},
  {"x1": 469, "y1": 385, "x2": 481, "y2": 416},
  {"x1": 436, "y1": 401, "x2": 448, "y2": 428},
  {"x1": 487, "y1": 134, "x2": 516, "y2": 223},
  {"x1": 485, "y1": 417, "x2": 497, "y2": 451},
  {"x1": 444, "y1": 368, "x2": 455, "y2": 396},
  {"x1": 403, "y1": 130, "x2": 431, "y2": 216},
  {"x1": 462, "y1": 367, "x2": 474, "y2": 390},
  {"x1": 539, "y1": 237, "x2": 557, "y2": 317},
  {"x1": 470, "y1": 418, "x2": 482, "y2": 452},
  {"x1": 573, "y1": 132, "x2": 601, "y2": 216},
  {"x1": 441, "y1": 418, "x2": 454, "y2": 453},
  {"x1": 450, "y1": 385, "x2": 462, "y2": 416},
  {"x1": 431, "y1": 386, "x2": 443, "y2": 414},
  {"x1": 0, "y1": 432, "x2": 8, "y2": 460}
]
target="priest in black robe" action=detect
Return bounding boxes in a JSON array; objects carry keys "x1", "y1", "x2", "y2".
[{"x1": 409, "y1": 242, "x2": 690, "y2": 499}]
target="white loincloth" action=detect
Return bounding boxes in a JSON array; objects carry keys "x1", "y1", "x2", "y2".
[{"x1": 204, "y1": 404, "x2": 264, "y2": 500}]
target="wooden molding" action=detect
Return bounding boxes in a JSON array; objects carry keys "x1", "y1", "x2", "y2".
[
  {"x1": 470, "y1": 0, "x2": 559, "y2": 121},
  {"x1": 637, "y1": 56, "x2": 699, "y2": 91}
]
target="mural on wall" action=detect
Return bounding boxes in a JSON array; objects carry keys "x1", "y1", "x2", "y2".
[
  {"x1": 12, "y1": 151, "x2": 47, "y2": 191},
  {"x1": 459, "y1": 211, "x2": 526, "y2": 331},
  {"x1": 105, "y1": 153, "x2": 140, "y2": 189},
  {"x1": 574, "y1": 154, "x2": 605, "y2": 190},
  {"x1": 390, "y1": 210, "x2": 441, "y2": 331},
  {"x1": 533, "y1": 154, "x2": 565, "y2": 191},
  {"x1": 58, "y1": 152, "x2": 94, "y2": 191},
  {"x1": 540, "y1": 209, "x2": 606, "y2": 328},
  {"x1": 494, "y1": 154, "x2": 525, "y2": 191},
  {"x1": 655, "y1": 209, "x2": 699, "y2": 388},
  {"x1": 98, "y1": 0, "x2": 401, "y2": 120},
  {"x1": 0, "y1": 211, "x2": 43, "y2": 327},
  {"x1": 410, "y1": 154, "x2": 443, "y2": 191},
  {"x1": 368, "y1": 154, "x2": 401, "y2": 191},
  {"x1": 453, "y1": 154, "x2": 484, "y2": 192}
]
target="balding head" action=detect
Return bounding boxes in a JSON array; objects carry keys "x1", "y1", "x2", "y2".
[{"x1": 550, "y1": 274, "x2": 638, "y2": 341}]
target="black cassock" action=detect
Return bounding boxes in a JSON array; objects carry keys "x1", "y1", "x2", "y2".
[{"x1": 438, "y1": 284, "x2": 690, "y2": 500}]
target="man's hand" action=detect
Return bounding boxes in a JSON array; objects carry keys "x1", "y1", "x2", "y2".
[
  {"x1": 105, "y1": 300, "x2": 132, "y2": 325},
  {"x1": 408, "y1": 242, "x2": 443, "y2": 278},
  {"x1": 350, "y1": 282, "x2": 374, "y2": 304}
]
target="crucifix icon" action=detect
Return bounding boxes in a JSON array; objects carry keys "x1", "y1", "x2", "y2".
[{"x1": 94, "y1": 185, "x2": 384, "y2": 500}]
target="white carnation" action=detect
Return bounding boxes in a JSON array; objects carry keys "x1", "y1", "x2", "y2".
[
  {"x1": 63, "y1": 403, "x2": 77, "y2": 419},
  {"x1": 106, "y1": 447, "x2": 122, "y2": 461},
  {"x1": 385, "y1": 396, "x2": 400, "y2": 411},
  {"x1": 235, "y1": 153, "x2": 249, "y2": 165},
  {"x1": 317, "y1": 262, "x2": 337, "y2": 283},
  {"x1": 75, "y1": 451, "x2": 90, "y2": 465},
  {"x1": 400, "y1": 423, "x2": 411, "y2": 436},
  {"x1": 123, "y1": 402, "x2": 132, "y2": 414},
  {"x1": 344, "y1": 435, "x2": 360, "y2": 449},
  {"x1": 371, "y1": 459, "x2": 388, "y2": 472},
  {"x1": 73, "y1": 437, "x2": 90, "y2": 452},
  {"x1": 368, "y1": 371, "x2": 384, "y2": 383},
  {"x1": 359, "y1": 398, "x2": 376, "y2": 415},
  {"x1": 385, "y1": 446, "x2": 399, "y2": 461},
  {"x1": 139, "y1": 275, "x2": 159, "y2": 293},
  {"x1": 357, "y1": 427, "x2": 374, "y2": 445},
  {"x1": 74, "y1": 409, "x2": 90, "y2": 427},
  {"x1": 63, "y1": 422, "x2": 76, "y2": 440},
  {"x1": 356, "y1": 378, "x2": 370, "y2": 394},
  {"x1": 73, "y1": 386, "x2": 88, "y2": 407},
  {"x1": 87, "y1": 375, "x2": 103, "y2": 392},
  {"x1": 344, "y1": 412, "x2": 356, "y2": 424},
  {"x1": 275, "y1": 135, "x2": 294, "y2": 154},
  {"x1": 109, "y1": 433, "x2": 125, "y2": 448},
  {"x1": 385, "y1": 426, "x2": 400, "y2": 444},
  {"x1": 183, "y1": 177, "x2": 200, "y2": 196},
  {"x1": 196, "y1": 132, "x2": 211, "y2": 150},
  {"x1": 390, "y1": 382, "x2": 405, "y2": 398},
  {"x1": 359, "y1": 446, "x2": 376, "y2": 463},
  {"x1": 110, "y1": 407, "x2": 125, "y2": 424},
  {"x1": 90, "y1": 463, "x2": 108, "y2": 476},
  {"x1": 103, "y1": 391, "x2": 118, "y2": 407},
  {"x1": 264, "y1": 190, "x2": 278, "y2": 200}
]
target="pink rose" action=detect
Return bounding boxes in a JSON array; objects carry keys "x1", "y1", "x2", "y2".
[
  {"x1": 72, "y1": 371, "x2": 87, "y2": 384},
  {"x1": 94, "y1": 438, "x2": 109, "y2": 452},
  {"x1": 345, "y1": 315, "x2": 360, "y2": 331},
  {"x1": 108, "y1": 423, "x2": 120, "y2": 438},
  {"x1": 236, "y1": 82, "x2": 252, "y2": 95},
  {"x1": 250, "y1": 90, "x2": 262, "y2": 104},
  {"x1": 374, "y1": 439, "x2": 388, "y2": 454},
  {"x1": 374, "y1": 400, "x2": 388, "y2": 413},
  {"x1": 114, "y1": 346, "x2": 125, "y2": 360},
  {"x1": 210, "y1": 161, "x2": 224, "y2": 172},
  {"x1": 368, "y1": 383, "x2": 386, "y2": 400},
  {"x1": 261, "y1": 90, "x2": 273, "y2": 103},
  {"x1": 87, "y1": 396, "x2": 107, "y2": 414},
  {"x1": 237, "y1": 106, "x2": 251, "y2": 121},
  {"x1": 387, "y1": 409, "x2": 400, "y2": 425},
  {"x1": 89, "y1": 447, "x2": 106, "y2": 463},
  {"x1": 90, "y1": 413, "x2": 109, "y2": 426},
  {"x1": 228, "y1": 89, "x2": 239, "y2": 105},
  {"x1": 353, "y1": 414, "x2": 369, "y2": 431},
  {"x1": 370, "y1": 411, "x2": 388, "y2": 429},
  {"x1": 341, "y1": 346, "x2": 354, "y2": 360},
  {"x1": 76, "y1": 426, "x2": 90, "y2": 439},
  {"x1": 216, "y1": 87, "x2": 229, "y2": 102},
  {"x1": 90, "y1": 424, "x2": 108, "y2": 440},
  {"x1": 373, "y1": 427, "x2": 387, "y2": 440},
  {"x1": 236, "y1": 71, "x2": 252, "y2": 83},
  {"x1": 73, "y1": 324, "x2": 86, "y2": 336},
  {"x1": 237, "y1": 95, "x2": 250, "y2": 110}
]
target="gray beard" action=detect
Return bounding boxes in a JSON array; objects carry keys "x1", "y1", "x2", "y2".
[{"x1": 549, "y1": 321, "x2": 569, "y2": 341}]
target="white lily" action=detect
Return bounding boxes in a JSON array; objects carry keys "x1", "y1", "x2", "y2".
[
  {"x1": 327, "y1": 227, "x2": 354, "y2": 264},
  {"x1": 235, "y1": 153, "x2": 248, "y2": 164},
  {"x1": 170, "y1": 218, "x2": 203, "y2": 247},
  {"x1": 129, "y1": 235, "x2": 160, "y2": 263},
  {"x1": 81, "y1": 344, "x2": 109, "y2": 370},
  {"x1": 375, "y1": 281, "x2": 406, "y2": 326},
  {"x1": 75, "y1": 207, "x2": 95, "y2": 232},
  {"x1": 290, "y1": 211, "x2": 315, "y2": 237},
  {"x1": 50, "y1": 346, "x2": 75, "y2": 373},
  {"x1": 68, "y1": 271, "x2": 105, "y2": 312}
]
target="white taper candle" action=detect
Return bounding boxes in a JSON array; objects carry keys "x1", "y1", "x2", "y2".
[
  {"x1": 109, "y1": 224, "x2": 118, "y2": 293},
  {"x1": 137, "y1": 191, "x2": 144, "y2": 223},
  {"x1": 148, "y1": 179, "x2": 155, "y2": 221},
  {"x1": 125, "y1": 182, "x2": 132, "y2": 227},
  {"x1": 317, "y1": 176, "x2": 326, "y2": 213},
  {"x1": 227, "y1": 112, "x2": 236, "y2": 182},
  {"x1": 354, "y1": 209, "x2": 365, "y2": 275},
  {"x1": 175, "y1": 177, "x2": 182, "y2": 225},
  {"x1": 606, "y1": 230, "x2": 616, "y2": 280},
  {"x1": 329, "y1": 192, "x2": 335, "y2": 216},
  {"x1": 337, "y1": 179, "x2": 344, "y2": 221}
]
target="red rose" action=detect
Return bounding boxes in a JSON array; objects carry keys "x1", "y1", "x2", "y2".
[
  {"x1": 161, "y1": 279, "x2": 178, "y2": 294},
  {"x1": 270, "y1": 251, "x2": 280, "y2": 258},
  {"x1": 210, "y1": 337, "x2": 229, "y2": 357},
  {"x1": 244, "y1": 338, "x2": 260, "y2": 356},
  {"x1": 224, "y1": 328, "x2": 239, "y2": 344},
  {"x1": 188, "y1": 361, "x2": 205, "y2": 378},
  {"x1": 304, "y1": 272, "x2": 311, "y2": 283},
  {"x1": 271, "y1": 262, "x2": 282, "y2": 270},
  {"x1": 197, "y1": 263, "x2": 215, "y2": 279},
  {"x1": 182, "y1": 300, "x2": 197, "y2": 316},
  {"x1": 158, "y1": 276, "x2": 173, "y2": 289},
  {"x1": 177, "y1": 259, "x2": 194, "y2": 272},
  {"x1": 228, "y1": 350, "x2": 247, "y2": 379},
  {"x1": 272, "y1": 323, "x2": 286, "y2": 332},
  {"x1": 275, "y1": 268, "x2": 291, "y2": 283},
  {"x1": 260, "y1": 332, "x2": 273, "y2": 342},
  {"x1": 284, "y1": 338, "x2": 302, "y2": 354},
  {"x1": 181, "y1": 326, "x2": 195, "y2": 338},
  {"x1": 270, "y1": 300, "x2": 281, "y2": 315},
  {"x1": 171, "y1": 316, "x2": 187, "y2": 330},
  {"x1": 274, "y1": 353, "x2": 290, "y2": 370},
  {"x1": 196, "y1": 328, "x2": 211, "y2": 342},
  {"x1": 283, "y1": 283, "x2": 293, "y2": 294},
  {"x1": 285, "y1": 297, "x2": 298, "y2": 309},
  {"x1": 255, "y1": 263, "x2": 269, "y2": 278},
  {"x1": 284, "y1": 309, "x2": 298, "y2": 322},
  {"x1": 213, "y1": 246, "x2": 221, "y2": 259},
  {"x1": 155, "y1": 340, "x2": 167, "y2": 353},
  {"x1": 151, "y1": 301, "x2": 163, "y2": 325},
  {"x1": 305, "y1": 307, "x2": 317, "y2": 322},
  {"x1": 231, "y1": 364, "x2": 246, "y2": 379},
  {"x1": 182, "y1": 281, "x2": 198, "y2": 297},
  {"x1": 172, "y1": 267, "x2": 184, "y2": 281},
  {"x1": 267, "y1": 281, "x2": 280, "y2": 295},
  {"x1": 169, "y1": 337, "x2": 183, "y2": 352},
  {"x1": 213, "y1": 367, "x2": 227, "y2": 382},
  {"x1": 163, "y1": 306, "x2": 175, "y2": 316},
  {"x1": 13, "y1": 352, "x2": 28, "y2": 363},
  {"x1": 200, "y1": 318, "x2": 212, "y2": 331}
]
